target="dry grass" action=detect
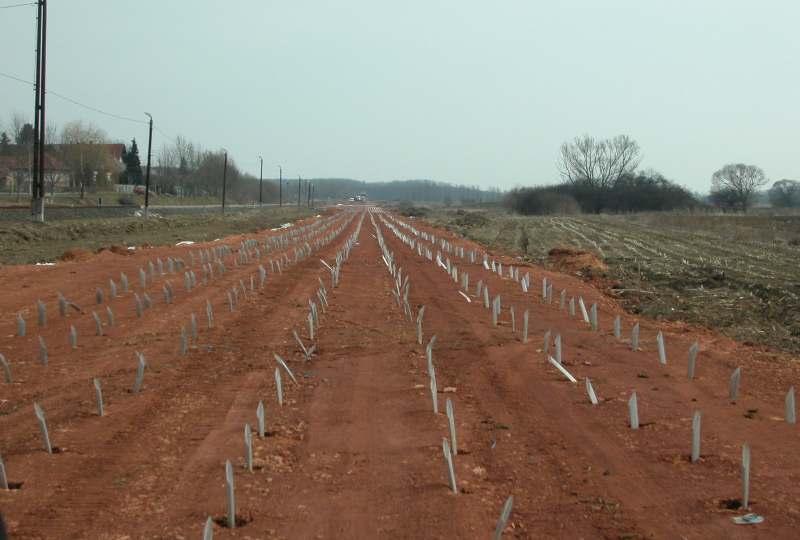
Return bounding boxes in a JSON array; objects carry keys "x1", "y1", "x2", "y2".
[{"x1": 0, "y1": 207, "x2": 314, "y2": 265}]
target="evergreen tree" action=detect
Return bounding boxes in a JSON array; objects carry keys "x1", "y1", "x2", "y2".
[
  {"x1": 0, "y1": 132, "x2": 10, "y2": 154},
  {"x1": 120, "y1": 138, "x2": 143, "y2": 184},
  {"x1": 16, "y1": 123, "x2": 35, "y2": 146}
]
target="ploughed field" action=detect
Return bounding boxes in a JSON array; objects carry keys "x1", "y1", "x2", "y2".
[
  {"x1": 431, "y1": 210, "x2": 800, "y2": 354},
  {"x1": 1, "y1": 207, "x2": 799, "y2": 538}
]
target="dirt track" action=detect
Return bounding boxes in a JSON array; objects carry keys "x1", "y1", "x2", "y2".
[{"x1": 1, "y1": 207, "x2": 799, "y2": 539}]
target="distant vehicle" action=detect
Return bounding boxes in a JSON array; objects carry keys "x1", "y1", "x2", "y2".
[
  {"x1": 353, "y1": 192, "x2": 367, "y2": 202},
  {"x1": 133, "y1": 185, "x2": 156, "y2": 196}
]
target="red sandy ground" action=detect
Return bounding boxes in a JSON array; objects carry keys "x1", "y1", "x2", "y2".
[{"x1": 1, "y1": 207, "x2": 799, "y2": 539}]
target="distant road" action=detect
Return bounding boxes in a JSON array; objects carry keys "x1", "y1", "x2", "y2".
[{"x1": 0, "y1": 203, "x2": 294, "y2": 222}]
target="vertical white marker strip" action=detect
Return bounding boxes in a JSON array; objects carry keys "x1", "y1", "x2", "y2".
[
  {"x1": 34, "y1": 402, "x2": 52, "y2": 454},
  {"x1": 493, "y1": 495, "x2": 514, "y2": 540},
  {"x1": 0, "y1": 453, "x2": 8, "y2": 490},
  {"x1": 257, "y1": 401, "x2": 266, "y2": 437},
  {"x1": 446, "y1": 398, "x2": 457, "y2": 455},
  {"x1": 275, "y1": 368, "x2": 283, "y2": 406},
  {"x1": 225, "y1": 459, "x2": 236, "y2": 529},
  {"x1": 93, "y1": 378, "x2": 104, "y2": 416},
  {"x1": 742, "y1": 443, "x2": 751, "y2": 510},
  {"x1": 442, "y1": 438, "x2": 457, "y2": 494},
  {"x1": 586, "y1": 377, "x2": 599, "y2": 405},
  {"x1": 729, "y1": 367, "x2": 741, "y2": 401},
  {"x1": 628, "y1": 392, "x2": 639, "y2": 430},
  {"x1": 687, "y1": 342, "x2": 699, "y2": 379},
  {"x1": 522, "y1": 310, "x2": 529, "y2": 344},
  {"x1": 579, "y1": 297, "x2": 589, "y2": 323},
  {"x1": 691, "y1": 410, "x2": 701, "y2": 463}
]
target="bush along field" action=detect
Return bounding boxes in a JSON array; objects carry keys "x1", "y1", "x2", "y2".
[
  {"x1": 0, "y1": 207, "x2": 315, "y2": 265},
  {"x1": 429, "y1": 209, "x2": 800, "y2": 354}
]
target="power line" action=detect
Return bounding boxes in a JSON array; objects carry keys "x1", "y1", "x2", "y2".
[
  {"x1": 47, "y1": 89, "x2": 147, "y2": 124},
  {"x1": 0, "y1": 70, "x2": 33, "y2": 86},
  {"x1": 2, "y1": 69, "x2": 186, "y2": 149},
  {"x1": 0, "y1": 2, "x2": 37, "y2": 9},
  {"x1": 0, "y1": 70, "x2": 147, "y2": 125},
  {"x1": 154, "y1": 125, "x2": 179, "y2": 143}
]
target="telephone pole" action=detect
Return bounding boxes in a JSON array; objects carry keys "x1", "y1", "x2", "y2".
[
  {"x1": 143, "y1": 113, "x2": 153, "y2": 218},
  {"x1": 279, "y1": 166, "x2": 282, "y2": 207},
  {"x1": 258, "y1": 155, "x2": 263, "y2": 206},
  {"x1": 30, "y1": 0, "x2": 48, "y2": 222},
  {"x1": 297, "y1": 176, "x2": 301, "y2": 207},
  {"x1": 221, "y1": 150, "x2": 228, "y2": 214}
]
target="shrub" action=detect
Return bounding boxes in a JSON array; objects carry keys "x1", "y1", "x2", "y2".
[
  {"x1": 504, "y1": 187, "x2": 580, "y2": 215},
  {"x1": 453, "y1": 211, "x2": 489, "y2": 228},
  {"x1": 505, "y1": 172, "x2": 697, "y2": 215},
  {"x1": 396, "y1": 201, "x2": 429, "y2": 217},
  {"x1": 118, "y1": 195, "x2": 137, "y2": 206}
]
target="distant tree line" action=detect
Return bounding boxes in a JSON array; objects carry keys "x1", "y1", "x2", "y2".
[
  {"x1": 506, "y1": 170, "x2": 698, "y2": 215},
  {"x1": 308, "y1": 178, "x2": 502, "y2": 204},
  {"x1": 119, "y1": 135, "x2": 278, "y2": 203},
  {"x1": 507, "y1": 134, "x2": 800, "y2": 215},
  {"x1": 768, "y1": 179, "x2": 800, "y2": 208},
  {"x1": 506, "y1": 135, "x2": 698, "y2": 215},
  {"x1": 5, "y1": 110, "x2": 798, "y2": 211}
]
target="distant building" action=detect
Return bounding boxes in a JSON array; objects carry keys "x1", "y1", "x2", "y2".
[
  {"x1": 0, "y1": 153, "x2": 69, "y2": 193},
  {"x1": 0, "y1": 143, "x2": 124, "y2": 193}
]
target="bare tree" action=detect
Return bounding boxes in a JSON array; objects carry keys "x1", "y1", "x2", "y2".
[
  {"x1": 711, "y1": 163, "x2": 767, "y2": 211},
  {"x1": 44, "y1": 167, "x2": 61, "y2": 195},
  {"x1": 45, "y1": 122, "x2": 58, "y2": 147},
  {"x1": 59, "y1": 121, "x2": 117, "y2": 191},
  {"x1": 559, "y1": 134, "x2": 640, "y2": 189},
  {"x1": 9, "y1": 112, "x2": 28, "y2": 145},
  {"x1": 157, "y1": 143, "x2": 178, "y2": 171}
]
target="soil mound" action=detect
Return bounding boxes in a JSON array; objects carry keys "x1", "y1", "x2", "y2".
[
  {"x1": 109, "y1": 245, "x2": 132, "y2": 256},
  {"x1": 58, "y1": 248, "x2": 93, "y2": 262},
  {"x1": 547, "y1": 246, "x2": 607, "y2": 275}
]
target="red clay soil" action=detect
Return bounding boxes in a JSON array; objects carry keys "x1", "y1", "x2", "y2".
[
  {"x1": 1, "y1": 207, "x2": 799, "y2": 539},
  {"x1": 547, "y1": 246, "x2": 608, "y2": 275}
]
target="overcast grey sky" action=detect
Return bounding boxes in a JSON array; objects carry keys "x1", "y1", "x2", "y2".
[{"x1": 1, "y1": 0, "x2": 798, "y2": 190}]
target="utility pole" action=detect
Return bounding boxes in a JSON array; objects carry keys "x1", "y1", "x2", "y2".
[
  {"x1": 30, "y1": 0, "x2": 47, "y2": 222},
  {"x1": 258, "y1": 155, "x2": 263, "y2": 206},
  {"x1": 306, "y1": 181, "x2": 311, "y2": 207},
  {"x1": 279, "y1": 166, "x2": 282, "y2": 207},
  {"x1": 221, "y1": 150, "x2": 228, "y2": 214},
  {"x1": 144, "y1": 113, "x2": 153, "y2": 218},
  {"x1": 297, "y1": 176, "x2": 301, "y2": 207},
  {"x1": 31, "y1": 0, "x2": 42, "y2": 217}
]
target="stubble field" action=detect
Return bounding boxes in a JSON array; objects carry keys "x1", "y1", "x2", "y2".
[{"x1": 430, "y1": 210, "x2": 800, "y2": 354}]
